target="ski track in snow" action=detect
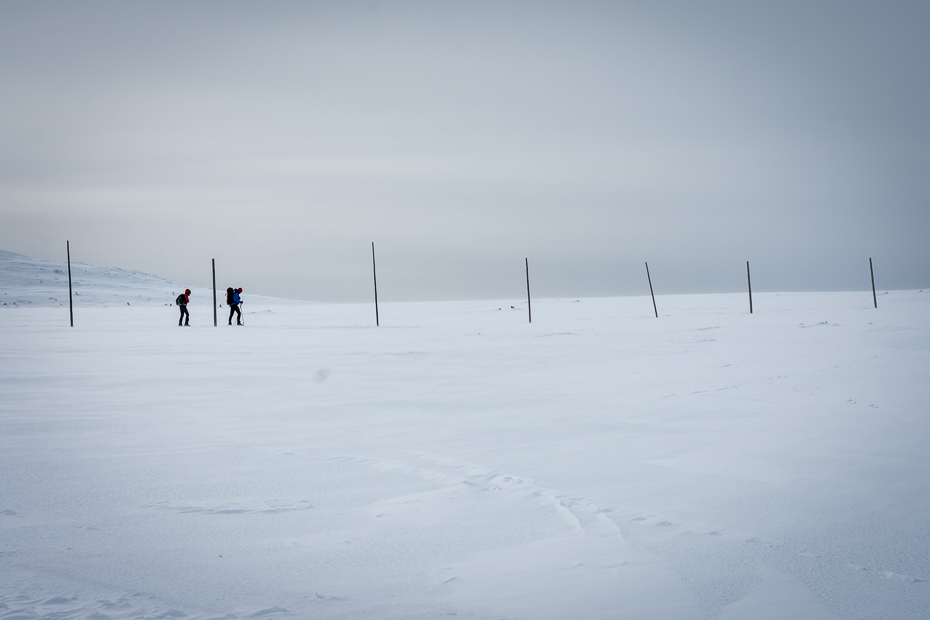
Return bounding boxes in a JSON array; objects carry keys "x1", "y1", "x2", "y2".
[
  {"x1": 313, "y1": 451, "x2": 925, "y2": 619},
  {"x1": 2, "y1": 450, "x2": 627, "y2": 620},
  {"x1": 1, "y1": 447, "x2": 928, "y2": 619},
  {"x1": 323, "y1": 452, "x2": 622, "y2": 539}
]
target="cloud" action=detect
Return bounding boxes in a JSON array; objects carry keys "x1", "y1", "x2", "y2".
[{"x1": 1, "y1": 1, "x2": 928, "y2": 300}]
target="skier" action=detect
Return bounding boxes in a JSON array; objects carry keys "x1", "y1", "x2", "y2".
[
  {"x1": 227, "y1": 287, "x2": 243, "y2": 325},
  {"x1": 175, "y1": 289, "x2": 191, "y2": 326}
]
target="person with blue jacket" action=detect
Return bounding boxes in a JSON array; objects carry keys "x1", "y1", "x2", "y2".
[{"x1": 227, "y1": 287, "x2": 243, "y2": 325}]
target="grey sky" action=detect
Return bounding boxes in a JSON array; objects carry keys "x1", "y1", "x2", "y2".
[{"x1": 1, "y1": 1, "x2": 928, "y2": 301}]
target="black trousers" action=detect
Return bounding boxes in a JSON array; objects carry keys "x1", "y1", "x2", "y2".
[
  {"x1": 228, "y1": 304, "x2": 241, "y2": 324},
  {"x1": 178, "y1": 305, "x2": 189, "y2": 325}
]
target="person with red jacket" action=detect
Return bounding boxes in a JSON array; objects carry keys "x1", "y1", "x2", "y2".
[{"x1": 175, "y1": 289, "x2": 191, "y2": 326}]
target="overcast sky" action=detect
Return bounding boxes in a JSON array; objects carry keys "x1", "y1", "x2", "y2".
[{"x1": 1, "y1": 1, "x2": 928, "y2": 302}]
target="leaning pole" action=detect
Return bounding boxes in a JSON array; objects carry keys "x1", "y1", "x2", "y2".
[
  {"x1": 645, "y1": 261, "x2": 658, "y2": 318},
  {"x1": 746, "y1": 261, "x2": 753, "y2": 314},
  {"x1": 67, "y1": 240, "x2": 73, "y2": 327},
  {"x1": 372, "y1": 242, "x2": 379, "y2": 327},
  {"x1": 525, "y1": 258, "x2": 532, "y2": 324}
]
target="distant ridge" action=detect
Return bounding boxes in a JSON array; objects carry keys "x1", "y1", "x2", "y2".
[{"x1": 0, "y1": 249, "x2": 198, "y2": 308}]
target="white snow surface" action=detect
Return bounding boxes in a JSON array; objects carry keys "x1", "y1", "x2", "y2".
[{"x1": 2, "y1": 251, "x2": 929, "y2": 619}]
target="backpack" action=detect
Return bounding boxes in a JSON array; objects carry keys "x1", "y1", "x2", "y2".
[
  {"x1": 226, "y1": 288, "x2": 235, "y2": 305},
  {"x1": 175, "y1": 293, "x2": 186, "y2": 306}
]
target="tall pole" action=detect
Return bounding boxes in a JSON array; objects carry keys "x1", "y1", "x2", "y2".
[
  {"x1": 67, "y1": 240, "x2": 73, "y2": 327},
  {"x1": 212, "y1": 258, "x2": 217, "y2": 326},
  {"x1": 525, "y1": 258, "x2": 532, "y2": 324},
  {"x1": 746, "y1": 261, "x2": 753, "y2": 314},
  {"x1": 372, "y1": 242, "x2": 379, "y2": 327},
  {"x1": 870, "y1": 257, "x2": 877, "y2": 308},
  {"x1": 645, "y1": 262, "x2": 658, "y2": 318}
]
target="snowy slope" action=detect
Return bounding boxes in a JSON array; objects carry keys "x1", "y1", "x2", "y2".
[
  {"x1": 0, "y1": 248, "x2": 196, "y2": 307},
  {"x1": 0, "y1": 249, "x2": 297, "y2": 309},
  {"x1": 2, "y1": 252, "x2": 929, "y2": 620}
]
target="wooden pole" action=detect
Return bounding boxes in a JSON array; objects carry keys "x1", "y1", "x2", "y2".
[
  {"x1": 746, "y1": 261, "x2": 753, "y2": 314},
  {"x1": 525, "y1": 258, "x2": 532, "y2": 324},
  {"x1": 645, "y1": 262, "x2": 658, "y2": 318},
  {"x1": 67, "y1": 240, "x2": 73, "y2": 327},
  {"x1": 372, "y1": 242, "x2": 379, "y2": 326},
  {"x1": 870, "y1": 257, "x2": 877, "y2": 308},
  {"x1": 212, "y1": 258, "x2": 217, "y2": 326}
]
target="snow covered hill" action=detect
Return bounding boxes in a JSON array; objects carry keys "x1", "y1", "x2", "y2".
[
  {"x1": 0, "y1": 249, "x2": 296, "y2": 310},
  {"x1": 0, "y1": 248, "x2": 198, "y2": 308},
  {"x1": 2, "y1": 251, "x2": 929, "y2": 620}
]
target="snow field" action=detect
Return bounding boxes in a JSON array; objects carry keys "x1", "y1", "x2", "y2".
[{"x1": 2, "y1": 259, "x2": 930, "y2": 618}]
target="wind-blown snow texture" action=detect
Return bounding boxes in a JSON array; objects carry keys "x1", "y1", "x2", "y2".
[{"x1": 2, "y1": 250, "x2": 929, "y2": 619}]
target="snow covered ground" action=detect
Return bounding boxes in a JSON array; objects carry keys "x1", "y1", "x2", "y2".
[{"x1": 2, "y1": 250, "x2": 929, "y2": 619}]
